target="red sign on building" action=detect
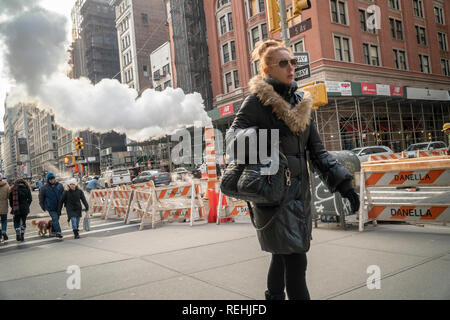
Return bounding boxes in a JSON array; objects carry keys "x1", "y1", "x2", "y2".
[
  {"x1": 361, "y1": 83, "x2": 377, "y2": 95},
  {"x1": 219, "y1": 103, "x2": 234, "y2": 117},
  {"x1": 390, "y1": 85, "x2": 403, "y2": 97}
]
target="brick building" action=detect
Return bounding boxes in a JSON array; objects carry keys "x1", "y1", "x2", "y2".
[
  {"x1": 204, "y1": 0, "x2": 450, "y2": 152},
  {"x1": 110, "y1": 0, "x2": 169, "y2": 93}
]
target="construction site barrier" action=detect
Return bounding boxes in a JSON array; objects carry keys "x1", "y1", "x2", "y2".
[
  {"x1": 368, "y1": 152, "x2": 407, "y2": 162},
  {"x1": 216, "y1": 190, "x2": 250, "y2": 224},
  {"x1": 123, "y1": 180, "x2": 206, "y2": 230},
  {"x1": 103, "y1": 190, "x2": 134, "y2": 220},
  {"x1": 88, "y1": 190, "x2": 111, "y2": 215},
  {"x1": 357, "y1": 156, "x2": 450, "y2": 231},
  {"x1": 415, "y1": 148, "x2": 447, "y2": 157}
]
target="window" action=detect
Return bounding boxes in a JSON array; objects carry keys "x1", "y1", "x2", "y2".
[
  {"x1": 292, "y1": 40, "x2": 304, "y2": 53},
  {"x1": 334, "y1": 35, "x2": 351, "y2": 62},
  {"x1": 388, "y1": 0, "x2": 400, "y2": 10},
  {"x1": 224, "y1": 72, "x2": 233, "y2": 93},
  {"x1": 330, "y1": 0, "x2": 347, "y2": 25},
  {"x1": 360, "y1": 9, "x2": 376, "y2": 34},
  {"x1": 220, "y1": 16, "x2": 227, "y2": 35},
  {"x1": 247, "y1": 0, "x2": 264, "y2": 18},
  {"x1": 413, "y1": 0, "x2": 424, "y2": 18},
  {"x1": 393, "y1": 49, "x2": 407, "y2": 70},
  {"x1": 141, "y1": 13, "x2": 148, "y2": 25},
  {"x1": 360, "y1": 9, "x2": 367, "y2": 32},
  {"x1": 363, "y1": 43, "x2": 379, "y2": 66},
  {"x1": 442, "y1": 58, "x2": 450, "y2": 76},
  {"x1": 258, "y1": 0, "x2": 265, "y2": 12},
  {"x1": 230, "y1": 41, "x2": 236, "y2": 61},
  {"x1": 222, "y1": 43, "x2": 230, "y2": 63},
  {"x1": 261, "y1": 23, "x2": 268, "y2": 40},
  {"x1": 415, "y1": 25, "x2": 427, "y2": 45},
  {"x1": 153, "y1": 70, "x2": 160, "y2": 80},
  {"x1": 233, "y1": 70, "x2": 239, "y2": 88},
  {"x1": 162, "y1": 64, "x2": 170, "y2": 75},
  {"x1": 438, "y1": 32, "x2": 448, "y2": 51},
  {"x1": 143, "y1": 65, "x2": 148, "y2": 77},
  {"x1": 251, "y1": 26, "x2": 260, "y2": 48},
  {"x1": 217, "y1": 0, "x2": 230, "y2": 9},
  {"x1": 419, "y1": 54, "x2": 430, "y2": 73},
  {"x1": 252, "y1": 59, "x2": 260, "y2": 76},
  {"x1": 434, "y1": 6, "x2": 445, "y2": 25},
  {"x1": 389, "y1": 18, "x2": 403, "y2": 40},
  {"x1": 155, "y1": 85, "x2": 162, "y2": 91},
  {"x1": 227, "y1": 12, "x2": 233, "y2": 31},
  {"x1": 163, "y1": 80, "x2": 171, "y2": 88}
]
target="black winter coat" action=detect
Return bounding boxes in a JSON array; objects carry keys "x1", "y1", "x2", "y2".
[
  {"x1": 226, "y1": 76, "x2": 353, "y2": 254},
  {"x1": 9, "y1": 183, "x2": 32, "y2": 216},
  {"x1": 58, "y1": 187, "x2": 89, "y2": 220}
]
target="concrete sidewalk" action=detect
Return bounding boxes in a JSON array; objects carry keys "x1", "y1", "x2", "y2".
[{"x1": 0, "y1": 220, "x2": 449, "y2": 300}]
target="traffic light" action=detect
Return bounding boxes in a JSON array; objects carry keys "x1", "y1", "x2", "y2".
[
  {"x1": 292, "y1": 0, "x2": 311, "y2": 16},
  {"x1": 73, "y1": 137, "x2": 84, "y2": 151},
  {"x1": 302, "y1": 82, "x2": 328, "y2": 110},
  {"x1": 267, "y1": 0, "x2": 281, "y2": 33}
]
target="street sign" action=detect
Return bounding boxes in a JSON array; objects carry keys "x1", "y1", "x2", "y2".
[
  {"x1": 75, "y1": 156, "x2": 85, "y2": 161},
  {"x1": 289, "y1": 18, "x2": 312, "y2": 38},
  {"x1": 294, "y1": 52, "x2": 311, "y2": 81}
]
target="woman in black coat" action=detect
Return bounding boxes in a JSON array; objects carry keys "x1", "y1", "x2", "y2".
[
  {"x1": 9, "y1": 179, "x2": 33, "y2": 242},
  {"x1": 58, "y1": 179, "x2": 89, "y2": 239},
  {"x1": 226, "y1": 40, "x2": 360, "y2": 300}
]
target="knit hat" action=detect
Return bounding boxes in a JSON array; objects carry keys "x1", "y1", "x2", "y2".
[{"x1": 47, "y1": 172, "x2": 55, "y2": 180}]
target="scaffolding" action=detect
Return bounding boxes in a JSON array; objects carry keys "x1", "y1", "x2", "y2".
[
  {"x1": 170, "y1": 0, "x2": 213, "y2": 110},
  {"x1": 315, "y1": 97, "x2": 450, "y2": 152}
]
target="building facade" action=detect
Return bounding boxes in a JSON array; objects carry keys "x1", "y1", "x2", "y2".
[
  {"x1": 110, "y1": 0, "x2": 169, "y2": 93},
  {"x1": 150, "y1": 41, "x2": 173, "y2": 91},
  {"x1": 204, "y1": 0, "x2": 450, "y2": 152},
  {"x1": 165, "y1": 0, "x2": 214, "y2": 110}
]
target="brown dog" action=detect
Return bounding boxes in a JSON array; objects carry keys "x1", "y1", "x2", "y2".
[{"x1": 31, "y1": 220, "x2": 53, "y2": 237}]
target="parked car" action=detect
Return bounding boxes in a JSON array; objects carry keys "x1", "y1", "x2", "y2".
[
  {"x1": 172, "y1": 167, "x2": 190, "y2": 181},
  {"x1": 404, "y1": 141, "x2": 447, "y2": 158},
  {"x1": 99, "y1": 169, "x2": 132, "y2": 188},
  {"x1": 351, "y1": 145, "x2": 394, "y2": 162},
  {"x1": 132, "y1": 170, "x2": 171, "y2": 186}
]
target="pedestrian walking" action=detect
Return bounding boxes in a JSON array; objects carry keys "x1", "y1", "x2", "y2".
[
  {"x1": 37, "y1": 180, "x2": 43, "y2": 191},
  {"x1": 9, "y1": 179, "x2": 32, "y2": 242},
  {"x1": 85, "y1": 176, "x2": 103, "y2": 193},
  {"x1": 443, "y1": 123, "x2": 450, "y2": 154},
  {"x1": 0, "y1": 178, "x2": 10, "y2": 242},
  {"x1": 58, "y1": 179, "x2": 89, "y2": 239},
  {"x1": 39, "y1": 173, "x2": 64, "y2": 239},
  {"x1": 226, "y1": 40, "x2": 360, "y2": 300}
]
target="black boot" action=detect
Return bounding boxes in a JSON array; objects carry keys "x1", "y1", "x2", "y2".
[
  {"x1": 265, "y1": 290, "x2": 286, "y2": 300},
  {"x1": 2, "y1": 232, "x2": 7, "y2": 241},
  {"x1": 73, "y1": 229, "x2": 80, "y2": 239},
  {"x1": 20, "y1": 233, "x2": 25, "y2": 242},
  {"x1": 15, "y1": 228, "x2": 21, "y2": 242}
]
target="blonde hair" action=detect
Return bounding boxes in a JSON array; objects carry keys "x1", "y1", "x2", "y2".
[{"x1": 251, "y1": 40, "x2": 293, "y2": 77}]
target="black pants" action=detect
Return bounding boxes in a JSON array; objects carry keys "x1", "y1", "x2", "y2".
[
  {"x1": 267, "y1": 253, "x2": 310, "y2": 300},
  {"x1": 13, "y1": 214, "x2": 27, "y2": 234}
]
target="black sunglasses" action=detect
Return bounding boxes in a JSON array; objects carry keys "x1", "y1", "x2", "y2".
[{"x1": 273, "y1": 58, "x2": 298, "y2": 68}]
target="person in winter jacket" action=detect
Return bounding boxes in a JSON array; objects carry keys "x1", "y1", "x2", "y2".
[
  {"x1": 39, "y1": 173, "x2": 64, "y2": 238},
  {"x1": 58, "y1": 179, "x2": 89, "y2": 239},
  {"x1": 226, "y1": 40, "x2": 359, "y2": 300},
  {"x1": 85, "y1": 176, "x2": 103, "y2": 193},
  {"x1": 0, "y1": 178, "x2": 10, "y2": 242},
  {"x1": 9, "y1": 179, "x2": 32, "y2": 242}
]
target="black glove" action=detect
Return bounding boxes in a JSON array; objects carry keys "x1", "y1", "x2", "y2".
[{"x1": 341, "y1": 188, "x2": 360, "y2": 213}]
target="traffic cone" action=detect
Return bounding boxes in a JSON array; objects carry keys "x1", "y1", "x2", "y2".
[{"x1": 207, "y1": 189, "x2": 218, "y2": 223}]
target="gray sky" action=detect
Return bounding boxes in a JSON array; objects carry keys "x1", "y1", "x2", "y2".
[{"x1": 0, "y1": 0, "x2": 76, "y2": 131}]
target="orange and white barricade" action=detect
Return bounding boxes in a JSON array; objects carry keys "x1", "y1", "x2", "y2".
[
  {"x1": 416, "y1": 148, "x2": 447, "y2": 157},
  {"x1": 89, "y1": 190, "x2": 111, "y2": 216},
  {"x1": 216, "y1": 190, "x2": 250, "y2": 224},
  {"x1": 368, "y1": 152, "x2": 406, "y2": 162},
  {"x1": 357, "y1": 156, "x2": 450, "y2": 231},
  {"x1": 103, "y1": 190, "x2": 133, "y2": 220},
  {"x1": 135, "y1": 180, "x2": 206, "y2": 230},
  {"x1": 124, "y1": 190, "x2": 152, "y2": 225}
]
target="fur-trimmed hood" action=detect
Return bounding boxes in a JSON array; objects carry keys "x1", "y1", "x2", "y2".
[{"x1": 248, "y1": 75, "x2": 313, "y2": 134}]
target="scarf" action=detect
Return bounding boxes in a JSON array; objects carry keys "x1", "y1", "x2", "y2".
[{"x1": 12, "y1": 187, "x2": 19, "y2": 215}]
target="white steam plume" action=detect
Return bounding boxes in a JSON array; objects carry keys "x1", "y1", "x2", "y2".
[{"x1": 0, "y1": 1, "x2": 212, "y2": 141}]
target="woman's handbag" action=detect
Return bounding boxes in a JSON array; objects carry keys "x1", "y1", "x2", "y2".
[
  {"x1": 83, "y1": 210, "x2": 91, "y2": 231},
  {"x1": 220, "y1": 148, "x2": 291, "y2": 205}
]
